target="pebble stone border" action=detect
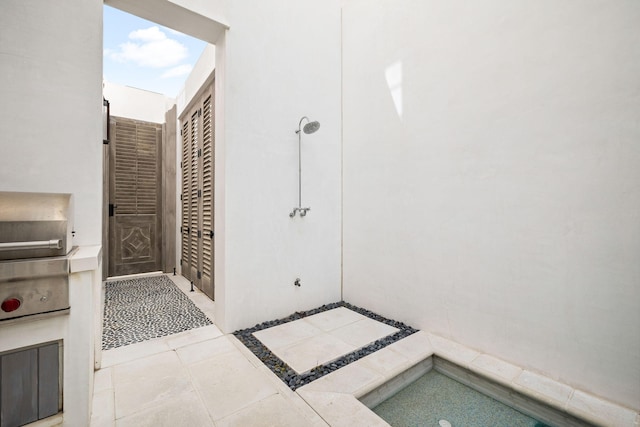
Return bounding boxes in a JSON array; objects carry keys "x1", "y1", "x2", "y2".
[
  {"x1": 102, "y1": 275, "x2": 213, "y2": 350},
  {"x1": 233, "y1": 301, "x2": 419, "y2": 391}
]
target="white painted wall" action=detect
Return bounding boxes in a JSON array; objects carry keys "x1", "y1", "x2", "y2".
[
  {"x1": 103, "y1": 81, "x2": 173, "y2": 124},
  {"x1": 214, "y1": 0, "x2": 343, "y2": 332},
  {"x1": 0, "y1": 0, "x2": 103, "y2": 247},
  {"x1": 176, "y1": 44, "x2": 215, "y2": 118},
  {"x1": 342, "y1": 0, "x2": 640, "y2": 411},
  {"x1": 108, "y1": 0, "x2": 342, "y2": 342},
  {"x1": 0, "y1": 3, "x2": 103, "y2": 425},
  {"x1": 105, "y1": 0, "x2": 228, "y2": 45}
]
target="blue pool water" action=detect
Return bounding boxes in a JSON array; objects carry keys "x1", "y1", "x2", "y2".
[{"x1": 373, "y1": 370, "x2": 549, "y2": 427}]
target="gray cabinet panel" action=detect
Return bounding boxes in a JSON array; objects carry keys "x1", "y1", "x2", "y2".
[
  {"x1": 37, "y1": 344, "x2": 59, "y2": 419},
  {"x1": 1, "y1": 349, "x2": 38, "y2": 427}
]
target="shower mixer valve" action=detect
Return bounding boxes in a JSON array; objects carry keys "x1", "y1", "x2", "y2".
[{"x1": 289, "y1": 207, "x2": 311, "y2": 218}]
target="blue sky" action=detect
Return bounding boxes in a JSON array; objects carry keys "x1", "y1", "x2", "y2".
[{"x1": 103, "y1": 5, "x2": 207, "y2": 98}]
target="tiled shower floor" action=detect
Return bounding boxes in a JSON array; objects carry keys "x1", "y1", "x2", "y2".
[{"x1": 253, "y1": 306, "x2": 398, "y2": 374}]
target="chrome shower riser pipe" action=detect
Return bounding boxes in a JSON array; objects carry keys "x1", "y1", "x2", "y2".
[{"x1": 290, "y1": 116, "x2": 319, "y2": 218}]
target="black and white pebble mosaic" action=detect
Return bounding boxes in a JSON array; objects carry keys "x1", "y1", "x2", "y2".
[
  {"x1": 102, "y1": 275, "x2": 213, "y2": 350},
  {"x1": 233, "y1": 301, "x2": 418, "y2": 391}
]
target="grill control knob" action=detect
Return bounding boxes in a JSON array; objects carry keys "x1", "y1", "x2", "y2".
[{"x1": 1, "y1": 298, "x2": 21, "y2": 313}]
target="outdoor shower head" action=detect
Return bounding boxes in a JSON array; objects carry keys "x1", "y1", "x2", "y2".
[
  {"x1": 290, "y1": 116, "x2": 320, "y2": 218},
  {"x1": 297, "y1": 116, "x2": 320, "y2": 135},
  {"x1": 303, "y1": 121, "x2": 320, "y2": 134}
]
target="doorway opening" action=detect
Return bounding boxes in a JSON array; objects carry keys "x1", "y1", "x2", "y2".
[{"x1": 101, "y1": 2, "x2": 223, "y2": 303}]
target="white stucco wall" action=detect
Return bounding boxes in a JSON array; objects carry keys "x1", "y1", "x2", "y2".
[
  {"x1": 105, "y1": 0, "x2": 342, "y2": 334},
  {"x1": 0, "y1": 3, "x2": 103, "y2": 425},
  {"x1": 103, "y1": 81, "x2": 173, "y2": 124},
  {"x1": 342, "y1": 0, "x2": 640, "y2": 411},
  {"x1": 105, "y1": 0, "x2": 227, "y2": 45},
  {"x1": 215, "y1": 0, "x2": 343, "y2": 332},
  {"x1": 0, "y1": 1, "x2": 103, "y2": 247},
  {"x1": 176, "y1": 44, "x2": 215, "y2": 118}
]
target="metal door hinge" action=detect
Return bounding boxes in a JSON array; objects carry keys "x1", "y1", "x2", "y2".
[
  {"x1": 198, "y1": 148, "x2": 202, "y2": 157},
  {"x1": 197, "y1": 230, "x2": 202, "y2": 238},
  {"x1": 198, "y1": 189, "x2": 202, "y2": 197},
  {"x1": 208, "y1": 230, "x2": 214, "y2": 238},
  {"x1": 197, "y1": 271, "x2": 202, "y2": 279}
]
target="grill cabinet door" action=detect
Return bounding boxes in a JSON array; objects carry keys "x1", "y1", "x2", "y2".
[{"x1": 0, "y1": 343, "x2": 60, "y2": 427}]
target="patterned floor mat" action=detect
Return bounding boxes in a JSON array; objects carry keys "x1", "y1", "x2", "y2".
[{"x1": 102, "y1": 275, "x2": 212, "y2": 350}]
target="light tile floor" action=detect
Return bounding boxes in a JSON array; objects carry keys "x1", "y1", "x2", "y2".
[
  {"x1": 90, "y1": 274, "x2": 639, "y2": 427},
  {"x1": 91, "y1": 274, "x2": 398, "y2": 427},
  {"x1": 253, "y1": 307, "x2": 398, "y2": 374}
]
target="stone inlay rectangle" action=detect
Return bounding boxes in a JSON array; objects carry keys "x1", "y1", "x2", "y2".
[
  {"x1": 254, "y1": 312, "x2": 399, "y2": 374},
  {"x1": 264, "y1": 331, "x2": 357, "y2": 374},
  {"x1": 233, "y1": 301, "x2": 418, "y2": 390}
]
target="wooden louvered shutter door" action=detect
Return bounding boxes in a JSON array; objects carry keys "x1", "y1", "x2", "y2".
[
  {"x1": 200, "y1": 90, "x2": 214, "y2": 299},
  {"x1": 109, "y1": 117, "x2": 163, "y2": 276},
  {"x1": 180, "y1": 121, "x2": 191, "y2": 280},
  {"x1": 189, "y1": 110, "x2": 201, "y2": 286},
  {"x1": 179, "y1": 81, "x2": 214, "y2": 300}
]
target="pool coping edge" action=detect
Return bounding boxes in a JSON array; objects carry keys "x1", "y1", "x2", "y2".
[{"x1": 296, "y1": 331, "x2": 639, "y2": 427}]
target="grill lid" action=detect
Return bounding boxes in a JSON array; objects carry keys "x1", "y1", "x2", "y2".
[{"x1": 0, "y1": 191, "x2": 74, "y2": 260}]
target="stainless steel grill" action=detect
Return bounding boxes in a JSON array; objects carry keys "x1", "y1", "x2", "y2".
[{"x1": 0, "y1": 191, "x2": 74, "y2": 322}]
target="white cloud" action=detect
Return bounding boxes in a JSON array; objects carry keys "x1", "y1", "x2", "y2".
[
  {"x1": 129, "y1": 26, "x2": 166, "y2": 42},
  {"x1": 161, "y1": 64, "x2": 193, "y2": 79},
  {"x1": 107, "y1": 26, "x2": 188, "y2": 68}
]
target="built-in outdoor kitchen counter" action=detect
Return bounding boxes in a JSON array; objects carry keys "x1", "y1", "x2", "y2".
[{"x1": 0, "y1": 192, "x2": 102, "y2": 427}]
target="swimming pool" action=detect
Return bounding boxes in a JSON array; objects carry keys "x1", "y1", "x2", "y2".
[
  {"x1": 360, "y1": 356, "x2": 593, "y2": 427},
  {"x1": 373, "y1": 369, "x2": 543, "y2": 426}
]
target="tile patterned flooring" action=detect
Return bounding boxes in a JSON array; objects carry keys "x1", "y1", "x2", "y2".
[
  {"x1": 253, "y1": 307, "x2": 398, "y2": 374},
  {"x1": 92, "y1": 274, "x2": 396, "y2": 427},
  {"x1": 91, "y1": 274, "x2": 639, "y2": 427}
]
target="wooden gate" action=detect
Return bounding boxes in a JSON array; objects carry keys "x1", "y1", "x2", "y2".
[
  {"x1": 180, "y1": 82, "x2": 214, "y2": 299},
  {"x1": 108, "y1": 116, "x2": 163, "y2": 277}
]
